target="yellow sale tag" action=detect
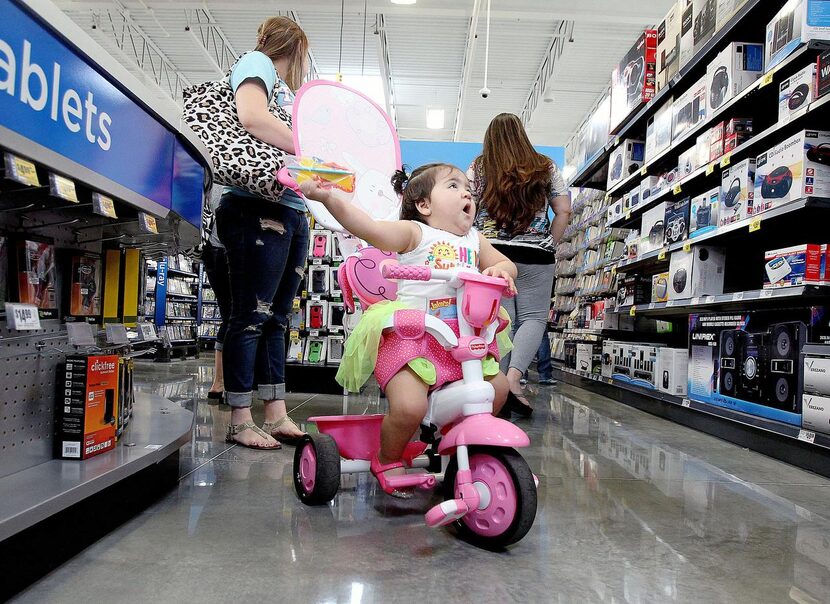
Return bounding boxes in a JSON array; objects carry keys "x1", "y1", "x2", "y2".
[
  {"x1": 614, "y1": 137, "x2": 620, "y2": 147},
  {"x1": 658, "y1": 249, "x2": 667, "y2": 260},
  {"x1": 625, "y1": 210, "x2": 631, "y2": 220},
  {"x1": 640, "y1": 166, "x2": 648, "y2": 176},
  {"x1": 760, "y1": 72, "x2": 774, "y2": 88},
  {"x1": 629, "y1": 306, "x2": 636, "y2": 317},
  {"x1": 672, "y1": 184, "x2": 682, "y2": 195},
  {"x1": 611, "y1": 266, "x2": 617, "y2": 276},
  {"x1": 720, "y1": 154, "x2": 731, "y2": 168},
  {"x1": 11, "y1": 155, "x2": 39, "y2": 186},
  {"x1": 605, "y1": 192, "x2": 611, "y2": 202},
  {"x1": 683, "y1": 242, "x2": 691, "y2": 252},
  {"x1": 749, "y1": 217, "x2": 761, "y2": 232},
  {"x1": 706, "y1": 163, "x2": 715, "y2": 176}
]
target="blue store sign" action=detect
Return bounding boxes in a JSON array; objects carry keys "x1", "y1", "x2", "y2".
[{"x1": 0, "y1": 0, "x2": 205, "y2": 226}]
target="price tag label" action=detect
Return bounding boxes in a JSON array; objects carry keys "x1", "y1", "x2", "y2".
[
  {"x1": 49, "y1": 173, "x2": 78, "y2": 202},
  {"x1": 625, "y1": 210, "x2": 631, "y2": 220},
  {"x1": 798, "y1": 429, "x2": 816, "y2": 444},
  {"x1": 611, "y1": 267, "x2": 617, "y2": 276},
  {"x1": 6, "y1": 154, "x2": 40, "y2": 186},
  {"x1": 629, "y1": 306, "x2": 636, "y2": 317},
  {"x1": 614, "y1": 136, "x2": 620, "y2": 147},
  {"x1": 732, "y1": 292, "x2": 744, "y2": 301},
  {"x1": 310, "y1": 294, "x2": 322, "y2": 301},
  {"x1": 658, "y1": 248, "x2": 667, "y2": 260},
  {"x1": 720, "y1": 154, "x2": 731, "y2": 168},
  {"x1": 309, "y1": 330, "x2": 320, "y2": 337},
  {"x1": 648, "y1": 303, "x2": 656, "y2": 310},
  {"x1": 311, "y1": 259, "x2": 323, "y2": 265},
  {"x1": 760, "y1": 289, "x2": 774, "y2": 298},
  {"x1": 289, "y1": 329, "x2": 300, "y2": 339},
  {"x1": 105, "y1": 324, "x2": 130, "y2": 345},
  {"x1": 666, "y1": 300, "x2": 675, "y2": 307},
  {"x1": 704, "y1": 295, "x2": 715, "y2": 304},
  {"x1": 691, "y1": 297, "x2": 701, "y2": 305},
  {"x1": 683, "y1": 242, "x2": 691, "y2": 253},
  {"x1": 139, "y1": 212, "x2": 158, "y2": 234},
  {"x1": 760, "y1": 72, "x2": 774, "y2": 88},
  {"x1": 681, "y1": 398, "x2": 691, "y2": 408},
  {"x1": 605, "y1": 192, "x2": 611, "y2": 202},
  {"x1": 672, "y1": 184, "x2": 682, "y2": 195},
  {"x1": 91, "y1": 192, "x2": 118, "y2": 218},
  {"x1": 705, "y1": 163, "x2": 716, "y2": 176},
  {"x1": 5, "y1": 303, "x2": 42, "y2": 330},
  {"x1": 749, "y1": 217, "x2": 761, "y2": 232},
  {"x1": 640, "y1": 166, "x2": 648, "y2": 176}
]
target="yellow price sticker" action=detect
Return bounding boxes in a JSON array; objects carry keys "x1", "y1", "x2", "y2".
[
  {"x1": 640, "y1": 166, "x2": 648, "y2": 176},
  {"x1": 605, "y1": 192, "x2": 611, "y2": 202},
  {"x1": 683, "y1": 241, "x2": 691, "y2": 253},
  {"x1": 11, "y1": 155, "x2": 39, "y2": 186},
  {"x1": 614, "y1": 136, "x2": 620, "y2": 147},
  {"x1": 759, "y1": 72, "x2": 774, "y2": 88},
  {"x1": 50, "y1": 174, "x2": 78, "y2": 202},
  {"x1": 629, "y1": 306, "x2": 637, "y2": 317},
  {"x1": 625, "y1": 210, "x2": 631, "y2": 220},
  {"x1": 749, "y1": 217, "x2": 761, "y2": 232},
  {"x1": 672, "y1": 184, "x2": 682, "y2": 195},
  {"x1": 719, "y1": 153, "x2": 731, "y2": 168},
  {"x1": 611, "y1": 266, "x2": 617, "y2": 276},
  {"x1": 140, "y1": 212, "x2": 158, "y2": 234},
  {"x1": 706, "y1": 163, "x2": 716, "y2": 176},
  {"x1": 658, "y1": 248, "x2": 667, "y2": 260}
]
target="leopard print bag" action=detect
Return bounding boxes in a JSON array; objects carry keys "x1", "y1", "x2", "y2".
[{"x1": 182, "y1": 62, "x2": 292, "y2": 204}]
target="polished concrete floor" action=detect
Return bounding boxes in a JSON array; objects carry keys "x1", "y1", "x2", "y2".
[{"x1": 13, "y1": 357, "x2": 830, "y2": 603}]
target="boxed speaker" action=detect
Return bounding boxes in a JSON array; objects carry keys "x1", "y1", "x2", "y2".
[
  {"x1": 689, "y1": 188, "x2": 721, "y2": 237},
  {"x1": 778, "y1": 63, "x2": 815, "y2": 124},
  {"x1": 706, "y1": 42, "x2": 764, "y2": 114},
  {"x1": 601, "y1": 340, "x2": 615, "y2": 378},
  {"x1": 629, "y1": 185, "x2": 642, "y2": 211},
  {"x1": 658, "y1": 347, "x2": 689, "y2": 396},
  {"x1": 766, "y1": 0, "x2": 830, "y2": 72},
  {"x1": 303, "y1": 336, "x2": 327, "y2": 365},
  {"x1": 652, "y1": 271, "x2": 670, "y2": 302},
  {"x1": 817, "y1": 48, "x2": 830, "y2": 99},
  {"x1": 607, "y1": 139, "x2": 646, "y2": 189},
  {"x1": 308, "y1": 230, "x2": 331, "y2": 260},
  {"x1": 327, "y1": 335, "x2": 345, "y2": 365},
  {"x1": 640, "y1": 202, "x2": 667, "y2": 254},
  {"x1": 57, "y1": 354, "x2": 119, "y2": 460},
  {"x1": 679, "y1": 0, "x2": 695, "y2": 68},
  {"x1": 672, "y1": 76, "x2": 707, "y2": 142},
  {"x1": 664, "y1": 197, "x2": 691, "y2": 245},
  {"x1": 645, "y1": 97, "x2": 674, "y2": 161},
  {"x1": 610, "y1": 29, "x2": 658, "y2": 132},
  {"x1": 305, "y1": 300, "x2": 328, "y2": 331},
  {"x1": 667, "y1": 245, "x2": 726, "y2": 300},
  {"x1": 719, "y1": 157, "x2": 756, "y2": 225},
  {"x1": 690, "y1": 312, "x2": 813, "y2": 422},
  {"x1": 716, "y1": 0, "x2": 751, "y2": 30},
  {"x1": 657, "y1": 1, "x2": 683, "y2": 90},
  {"x1": 763, "y1": 243, "x2": 829, "y2": 288},
  {"x1": 607, "y1": 198, "x2": 624, "y2": 225},
  {"x1": 802, "y1": 343, "x2": 830, "y2": 433},
  {"x1": 640, "y1": 175, "x2": 660, "y2": 202},
  {"x1": 692, "y1": 0, "x2": 719, "y2": 54},
  {"x1": 617, "y1": 274, "x2": 652, "y2": 307},
  {"x1": 628, "y1": 343, "x2": 663, "y2": 390},
  {"x1": 754, "y1": 129, "x2": 830, "y2": 210}
]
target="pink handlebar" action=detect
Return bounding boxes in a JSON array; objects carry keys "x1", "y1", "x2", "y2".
[
  {"x1": 382, "y1": 263, "x2": 432, "y2": 281},
  {"x1": 277, "y1": 167, "x2": 303, "y2": 196}
]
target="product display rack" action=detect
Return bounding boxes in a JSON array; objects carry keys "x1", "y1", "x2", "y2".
[
  {"x1": 557, "y1": 0, "x2": 830, "y2": 469},
  {"x1": 0, "y1": 0, "x2": 209, "y2": 550},
  {"x1": 146, "y1": 254, "x2": 202, "y2": 361}
]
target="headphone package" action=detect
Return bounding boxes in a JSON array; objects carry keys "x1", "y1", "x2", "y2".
[
  {"x1": 657, "y1": 1, "x2": 682, "y2": 90},
  {"x1": 705, "y1": 42, "x2": 764, "y2": 115},
  {"x1": 639, "y1": 202, "x2": 667, "y2": 255},
  {"x1": 610, "y1": 29, "x2": 658, "y2": 131},
  {"x1": 764, "y1": 244, "x2": 830, "y2": 288},
  {"x1": 667, "y1": 245, "x2": 726, "y2": 300},
  {"x1": 664, "y1": 197, "x2": 691, "y2": 246},
  {"x1": 607, "y1": 139, "x2": 646, "y2": 189},
  {"x1": 778, "y1": 63, "x2": 815, "y2": 125},
  {"x1": 754, "y1": 129, "x2": 830, "y2": 210},
  {"x1": 689, "y1": 187, "x2": 721, "y2": 237},
  {"x1": 645, "y1": 98, "x2": 674, "y2": 162},
  {"x1": 766, "y1": 0, "x2": 830, "y2": 72},
  {"x1": 719, "y1": 157, "x2": 756, "y2": 226},
  {"x1": 672, "y1": 76, "x2": 707, "y2": 142}
]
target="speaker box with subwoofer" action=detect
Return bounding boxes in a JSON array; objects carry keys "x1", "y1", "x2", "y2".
[
  {"x1": 667, "y1": 245, "x2": 725, "y2": 300},
  {"x1": 738, "y1": 331, "x2": 766, "y2": 402},
  {"x1": 765, "y1": 0, "x2": 830, "y2": 72},
  {"x1": 766, "y1": 321, "x2": 807, "y2": 410},
  {"x1": 610, "y1": 29, "x2": 658, "y2": 131},
  {"x1": 719, "y1": 158, "x2": 755, "y2": 225},
  {"x1": 672, "y1": 76, "x2": 706, "y2": 141}
]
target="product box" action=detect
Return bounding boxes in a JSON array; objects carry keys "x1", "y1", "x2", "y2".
[
  {"x1": 689, "y1": 188, "x2": 720, "y2": 236},
  {"x1": 610, "y1": 30, "x2": 658, "y2": 132},
  {"x1": 778, "y1": 63, "x2": 815, "y2": 124},
  {"x1": 327, "y1": 335, "x2": 345, "y2": 365},
  {"x1": 657, "y1": 1, "x2": 683, "y2": 89},
  {"x1": 817, "y1": 48, "x2": 830, "y2": 99},
  {"x1": 629, "y1": 184, "x2": 642, "y2": 211},
  {"x1": 575, "y1": 343, "x2": 598, "y2": 373},
  {"x1": 617, "y1": 274, "x2": 652, "y2": 307},
  {"x1": 608, "y1": 139, "x2": 646, "y2": 189},
  {"x1": 716, "y1": 0, "x2": 751, "y2": 29},
  {"x1": 724, "y1": 117, "x2": 753, "y2": 152},
  {"x1": 308, "y1": 264, "x2": 330, "y2": 296},
  {"x1": 645, "y1": 98, "x2": 674, "y2": 162},
  {"x1": 664, "y1": 197, "x2": 691, "y2": 245},
  {"x1": 627, "y1": 344, "x2": 662, "y2": 389},
  {"x1": 57, "y1": 354, "x2": 119, "y2": 459},
  {"x1": 802, "y1": 343, "x2": 830, "y2": 433},
  {"x1": 14, "y1": 239, "x2": 57, "y2": 318},
  {"x1": 640, "y1": 175, "x2": 660, "y2": 203},
  {"x1": 304, "y1": 337, "x2": 327, "y2": 365},
  {"x1": 696, "y1": 131, "x2": 712, "y2": 168},
  {"x1": 754, "y1": 129, "x2": 830, "y2": 210},
  {"x1": 640, "y1": 202, "x2": 667, "y2": 254},
  {"x1": 678, "y1": 146, "x2": 698, "y2": 176},
  {"x1": 652, "y1": 272, "x2": 670, "y2": 302},
  {"x1": 601, "y1": 340, "x2": 615, "y2": 378},
  {"x1": 719, "y1": 157, "x2": 756, "y2": 225},
  {"x1": 667, "y1": 245, "x2": 726, "y2": 300},
  {"x1": 709, "y1": 121, "x2": 725, "y2": 162},
  {"x1": 687, "y1": 310, "x2": 826, "y2": 423},
  {"x1": 0, "y1": 236, "x2": 7, "y2": 306},
  {"x1": 308, "y1": 230, "x2": 331, "y2": 260},
  {"x1": 607, "y1": 199, "x2": 624, "y2": 225},
  {"x1": 328, "y1": 302, "x2": 345, "y2": 331},
  {"x1": 658, "y1": 347, "x2": 689, "y2": 396},
  {"x1": 672, "y1": 76, "x2": 707, "y2": 142},
  {"x1": 706, "y1": 42, "x2": 764, "y2": 114},
  {"x1": 679, "y1": 0, "x2": 695, "y2": 68},
  {"x1": 585, "y1": 96, "x2": 613, "y2": 162},
  {"x1": 305, "y1": 300, "x2": 328, "y2": 331},
  {"x1": 763, "y1": 243, "x2": 828, "y2": 288},
  {"x1": 766, "y1": 0, "x2": 830, "y2": 72},
  {"x1": 286, "y1": 333, "x2": 304, "y2": 363},
  {"x1": 67, "y1": 253, "x2": 102, "y2": 318},
  {"x1": 693, "y1": 0, "x2": 719, "y2": 54}
]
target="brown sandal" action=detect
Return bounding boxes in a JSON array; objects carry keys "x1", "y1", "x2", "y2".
[
  {"x1": 225, "y1": 422, "x2": 281, "y2": 450},
  {"x1": 262, "y1": 415, "x2": 306, "y2": 446}
]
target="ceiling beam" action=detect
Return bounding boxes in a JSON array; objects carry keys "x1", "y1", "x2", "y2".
[
  {"x1": 451, "y1": 0, "x2": 482, "y2": 142},
  {"x1": 519, "y1": 19, "x2": 575, "y2": 127},
  {"x1": 184, "y1": 8, "x2": 237, "y2": 76},
  {"x1": 374, "y1": 14, "x2": 397, "y2": 128}
]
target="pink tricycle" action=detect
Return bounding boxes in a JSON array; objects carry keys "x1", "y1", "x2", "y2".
[{"x1": 292, "y1": 247, "x2": 537, "y2": 549}]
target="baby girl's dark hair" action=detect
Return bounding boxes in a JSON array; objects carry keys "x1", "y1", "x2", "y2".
[{"x1": 392, "y1": 163, "x2": 458, "y2": 223}]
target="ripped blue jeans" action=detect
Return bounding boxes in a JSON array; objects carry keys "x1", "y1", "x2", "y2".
[{"x1": 216, "y1": 193, "x2": 309, "y2": 408}]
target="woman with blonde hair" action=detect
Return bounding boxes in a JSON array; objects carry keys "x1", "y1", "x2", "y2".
[
  {"x1": 468, "y1": 113, "x2": 572, "y2": 416},
  {"x1": 213, "y1": 16, "x2": 310, "y2": 449}
]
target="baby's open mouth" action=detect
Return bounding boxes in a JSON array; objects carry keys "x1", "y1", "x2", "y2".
[{"x1": 462, "y1": 201, "x2": 473, "y2": 216}]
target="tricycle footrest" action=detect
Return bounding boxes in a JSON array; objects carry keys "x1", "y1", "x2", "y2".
[{"x1": 384, "y1": 472, "x2": 436, "y2": 491}]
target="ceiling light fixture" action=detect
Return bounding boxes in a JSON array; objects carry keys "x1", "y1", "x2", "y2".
[
  {"x1": 543, "y1": 88, "x2": 555, "y2": 103},
  {"x1": 427, "y1": 108, "x2": 445, "y2": 129}
]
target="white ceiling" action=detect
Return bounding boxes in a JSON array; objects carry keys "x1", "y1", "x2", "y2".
[{"x1": 54, "y1": 0, "x2": 675, "y2": 151}]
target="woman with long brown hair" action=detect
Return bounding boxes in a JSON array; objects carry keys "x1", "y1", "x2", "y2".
[{"x1": 468, "y1": 112, "x2": 572, "y2": 415}]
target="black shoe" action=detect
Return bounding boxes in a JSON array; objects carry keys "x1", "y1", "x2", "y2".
[{"x1": 505, "y1": 391, "x2": 533, "y2": 417}]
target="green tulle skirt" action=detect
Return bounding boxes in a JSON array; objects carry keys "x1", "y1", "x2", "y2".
[{"x1": 336, "y1": 300, "x2": 514, "y2": 393}]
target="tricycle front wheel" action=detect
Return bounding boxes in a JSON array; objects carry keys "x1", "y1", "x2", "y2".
[{"x1": 293, "y1": 434, "x2": 341, "y2": 505}]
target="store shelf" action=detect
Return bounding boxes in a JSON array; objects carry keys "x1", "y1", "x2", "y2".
[
  {"x1": 0, "y1": 393, "x2": 193, "y2": 542},
  {"x1": 167, "y1": 268, "x2": 198, "y2": 278},
  {"x1": 166, "y1": 316, "x2": 196, "y2": 321},
  {"x1": 616, "y1": 285, "x2": 830, "y2": 317},
  {"x1": 166, "y1": 293, "x2": 197, "y2": 301}
]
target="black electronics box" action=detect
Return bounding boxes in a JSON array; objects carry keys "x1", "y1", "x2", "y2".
[
  {"x1": 817, "y1": 49, "x2": 830, "y2": 99},
  {"x1": 664, "y1": 197, "x2": 691, "y2": 245},
  {"x1": 616, "y1": 274, "x2": 652, "y2": 307}
]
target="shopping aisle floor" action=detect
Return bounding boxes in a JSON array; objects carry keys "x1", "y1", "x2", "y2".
[{"x1": 14, "y1": 358, "x2": 830, "y2": 603}]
